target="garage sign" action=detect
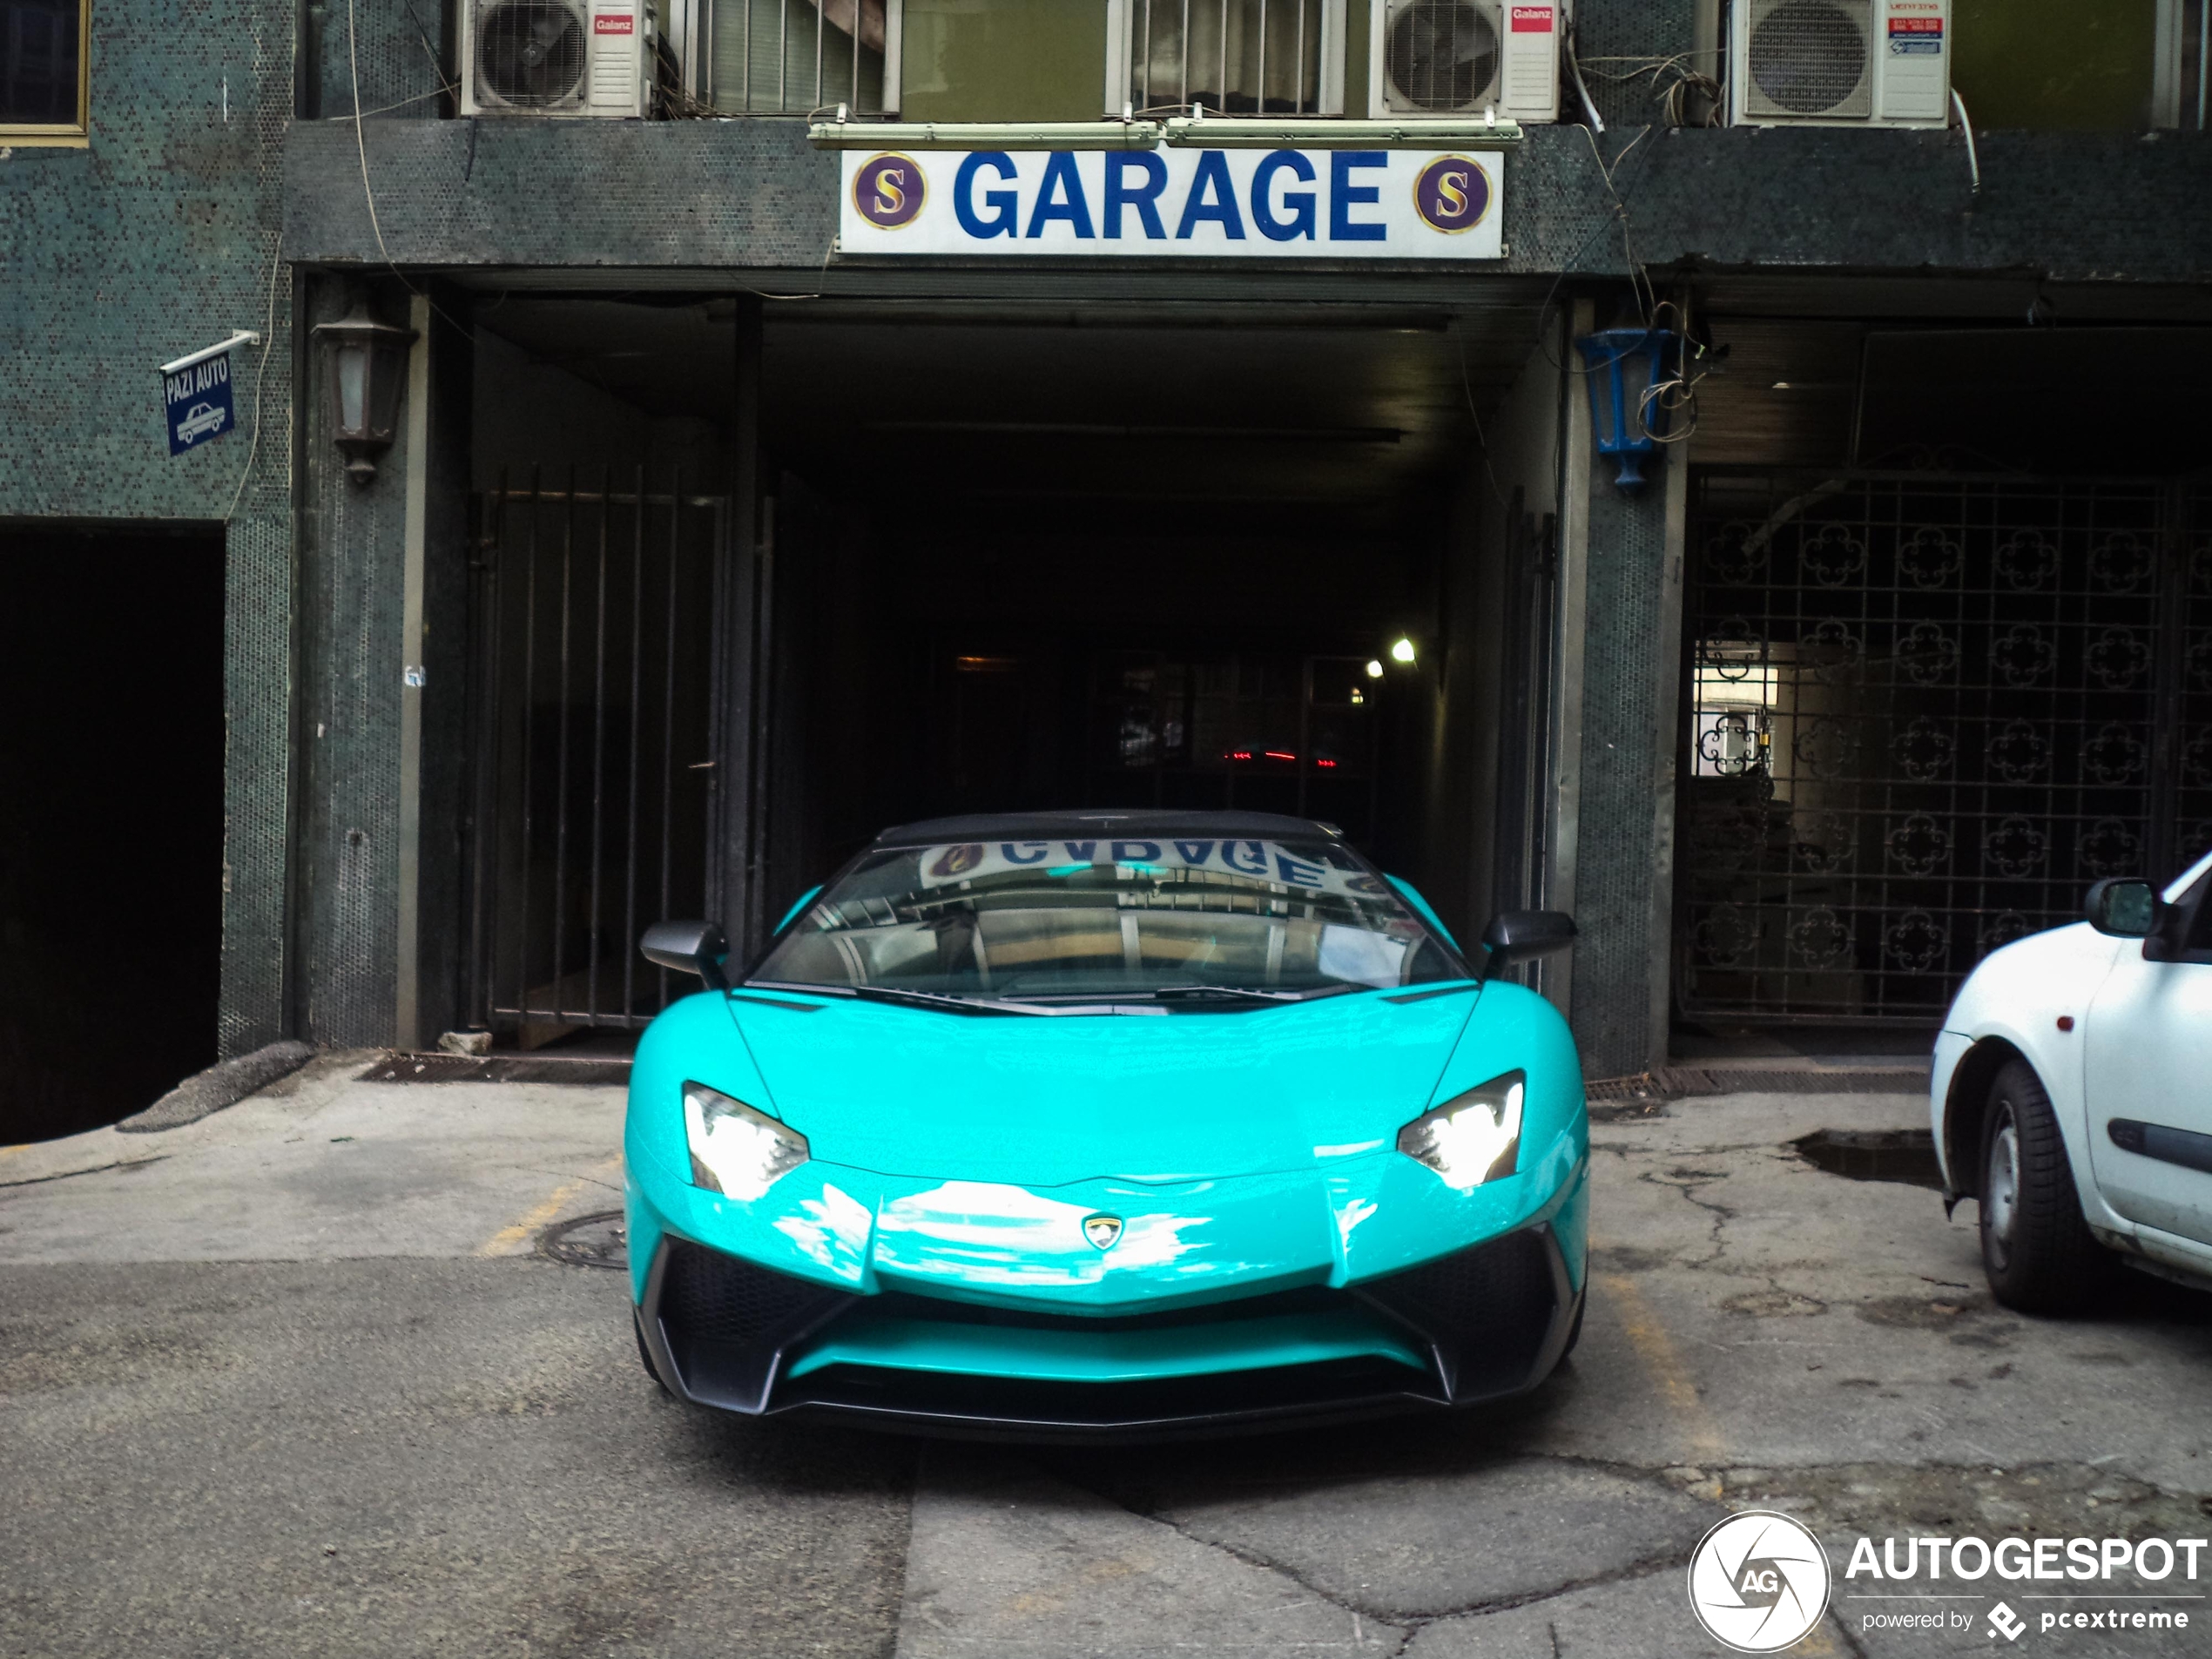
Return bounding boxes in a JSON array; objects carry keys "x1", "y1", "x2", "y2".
[{"x1": 840, "y1": 147, "x2": 1503, "y2": 260}]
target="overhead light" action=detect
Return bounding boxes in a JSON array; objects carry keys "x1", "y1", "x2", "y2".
[
  {"x1": 1389, "y1": 637, "x2": 1418, "y2": 666},
  {"x1": 1366, "y1": 659, "x2": 1385, "y2": 679}
]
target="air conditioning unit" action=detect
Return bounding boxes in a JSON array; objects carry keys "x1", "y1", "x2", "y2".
[
  {"x1": 462, "y1": 0, "x2": 657, "y2": 118},
  {"x1": 1371, "y1": 1, "x2": 1561, "y2": 125},
  {"x1": 1728, "y1": 0, "x2": 1950, "y2": 127}
]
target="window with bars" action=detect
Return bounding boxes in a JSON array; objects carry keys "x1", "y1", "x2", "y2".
[
  {"x1": 694, "y1": 0, "x2": 894, "y2": 116},
  {"x1": 0, "y1": 0, "x2": 88, "y2": 140},
  {"x1": 1110, "y1": 0, "x2": 1345, "y2": 115}
]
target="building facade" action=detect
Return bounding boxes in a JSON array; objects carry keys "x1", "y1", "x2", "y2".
[{"x1": 5, "y1": 0, "x2": 2210, "y2": 1108}]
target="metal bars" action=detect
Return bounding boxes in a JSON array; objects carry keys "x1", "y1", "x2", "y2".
[
  {"x1": 469, "y1": 472, "x2": 725, "y2": 1036},
  {"x1": 1676, "y1": 471, "x2": 2212, "y2": 1024},
  {"x1": 711, "y1": 0, "x2": 887, "y2": 116},
  {"x1": 1134, "y1": 0, "x2": 1325, "y2": 113}
]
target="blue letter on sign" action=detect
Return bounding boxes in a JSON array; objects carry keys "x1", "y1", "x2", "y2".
[
  {"x1": 955, "y1": 152, "x2": 1020, "y2": 239},
  {"x1": 1176, "y1": 151, "x2": 1246, "y2": 239},
  {"x1": 1251, "y1": 150, "x2": 1317, "y2": 242},
  {"x1": 1330, "y1": 152, "x2": 1386, "y2": 242},
  {"x1": 1027, "y1": 151, "x2": 1096, "y2": 238},
  {"x1": 1103, "y1": 151, "x2": 1168, "y2": 239}
]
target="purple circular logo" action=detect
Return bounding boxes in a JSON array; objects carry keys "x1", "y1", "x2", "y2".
[
  {"x1": 853, "y1": 152, "x2": 926, "y2": 230},
  {"x1": 1413, "y1": 156, "x2": 1491, "y2": 235}
]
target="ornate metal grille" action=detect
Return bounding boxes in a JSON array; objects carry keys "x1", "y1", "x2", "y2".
[{"x1": 1677, "y1": 471, "x2": 2212, "y2": 1024}]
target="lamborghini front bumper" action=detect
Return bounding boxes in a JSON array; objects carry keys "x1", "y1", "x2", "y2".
[{"x1": 633, "y1": 1217, "x2": 1583, "y2": 1441}]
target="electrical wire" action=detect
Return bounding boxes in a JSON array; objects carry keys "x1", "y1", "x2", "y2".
[
  {"x1": 223, "y1": 231, "x2": 285, "y2": 523},
  {"x1": 1455, "y1": 330, "x2": 1514, "y2": 512},
  {"x1": 347, "y1": 0, "x2": 402, "y2": 273},
  {"x1": 344, "y1": 0, "x2": 470, "y2": 345}
]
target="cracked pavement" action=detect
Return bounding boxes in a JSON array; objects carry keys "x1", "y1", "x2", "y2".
[{"x1": 4, "y1": 1072, "x2": 2209, "y2": 1656}]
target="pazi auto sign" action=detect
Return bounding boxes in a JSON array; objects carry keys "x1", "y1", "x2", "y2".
[{"x1": 840, "y1": 147, "x2": 1503, "y2": 260}]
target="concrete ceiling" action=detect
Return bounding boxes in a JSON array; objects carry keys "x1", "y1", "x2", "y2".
[{"x1": 475, "y1": 293, "x2": 1555, "y2": 510}]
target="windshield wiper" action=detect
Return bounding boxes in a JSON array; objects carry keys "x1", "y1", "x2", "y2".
[
  {"x1": 845, "y1": 984, "x2": 1054, "y2": 1016},
  {"x1": 1147, "y1": 983, "x2": 1359, "y2": 1005}
]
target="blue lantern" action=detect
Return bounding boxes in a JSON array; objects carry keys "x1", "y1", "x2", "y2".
[{"x1": 1575, "y1": 327, "x2": 1680, "y2": 494}]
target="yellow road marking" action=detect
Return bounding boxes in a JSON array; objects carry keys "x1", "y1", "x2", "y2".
[
  {"x1": 1593, "y1": 1270, "x2": 1728, "y2": 1463},
  {"x1": 478, "y1": 1177, "x2": 591, "y2": 1257}
]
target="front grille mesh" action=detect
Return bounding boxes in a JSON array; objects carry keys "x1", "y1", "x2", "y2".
[
  {"x1": 660, "y1": 1240, "x2": 843, "y2": 1348},
  {"x1": 1357, "y1": 1230, "x2": 1558, "y2": 1397}
]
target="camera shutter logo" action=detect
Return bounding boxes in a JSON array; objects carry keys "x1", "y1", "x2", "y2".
[
  {"x1": 1686, "y1": 1511, "x2": 1831, "y2": 1652},
  {"x1": 853, "y1": 153, "x2": 927, "y2": 230}
]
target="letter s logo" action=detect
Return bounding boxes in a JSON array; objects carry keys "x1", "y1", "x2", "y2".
[
  {"x1": 853, "y1": 153, "x2": 927, "y2": 229},
  {"x1": 1435, "y1": 170, "x2": 1469, "y2": 219}
]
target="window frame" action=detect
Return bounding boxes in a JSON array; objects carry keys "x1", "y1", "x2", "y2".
[
  {"x1": 0, "y1": 0, "x2": 91, "y2": 145},
  {"x1": 685, "y1": 0, "x2": 904, "y2": 118},
  {"x1": 1105, "y1": 0, "x2": 1348, "y2": 118}
]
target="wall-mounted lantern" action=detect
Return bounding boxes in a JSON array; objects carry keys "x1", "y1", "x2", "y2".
[
  {"x1": 312, "y1": 298, "x2": 418, "y2": 485},
  {"x1": 1575, "y1": 327, "x2": 1679, "y2": 494}
]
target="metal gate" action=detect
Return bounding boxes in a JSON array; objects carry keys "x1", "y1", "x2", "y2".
[
  {"x1": 467, "y1": 472, "x2": 726, "y2": 1040},
  {"x1": 1676, "y1": 470, "x2": 2212, "y2": 1024}
]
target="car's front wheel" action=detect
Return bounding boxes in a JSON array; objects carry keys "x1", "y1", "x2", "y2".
[{"x1": 1979, "y1": 1059, "x2": 2105, "y2": 1314}]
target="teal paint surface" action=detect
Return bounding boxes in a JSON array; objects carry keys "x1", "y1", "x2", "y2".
[{"x1": 625, "y1": 974, "x2": 1588, "y2": 1379}]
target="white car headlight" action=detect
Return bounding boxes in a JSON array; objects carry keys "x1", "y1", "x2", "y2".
[
  {"x1": 1397, "y1": 1070, "x2": 1524, "y2": 1190},
  {"x1": 683, "y1": 1082, "x2": 808, "y2": 1199}
]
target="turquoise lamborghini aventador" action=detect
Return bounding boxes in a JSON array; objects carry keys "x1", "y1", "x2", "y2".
[{"x1": 624, "y1": 809, "x2": 1584, "y2": 1439}]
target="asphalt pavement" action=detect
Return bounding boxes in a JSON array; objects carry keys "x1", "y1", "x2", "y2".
[{"x1": 3, "y1": 1054, "x2": 2209, "y2": 1657}]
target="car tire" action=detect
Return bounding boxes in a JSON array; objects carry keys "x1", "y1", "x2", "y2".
[{"x1": 1979, "y1": 1059, "x2": 2106, "y2": 1315}]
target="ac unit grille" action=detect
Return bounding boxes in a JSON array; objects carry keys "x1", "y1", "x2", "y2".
[
  {"x1": 477, "y1": 0, "x2": 588, "y2": 108},
  {"x1": 1744, "y1": 0, "x2": 1871, "y2": 118},
  {"x1": 1385, "y1": 0, "x2": 1501, "y2": 114}
]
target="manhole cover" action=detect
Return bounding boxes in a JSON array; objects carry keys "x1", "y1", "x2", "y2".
[
  {"x1": 538, "y1": 1209, "x2": 628, "y2": 1270},
  {"x1": 1792, "y1": 1127, "x2": 1944, "y2": 1190}
]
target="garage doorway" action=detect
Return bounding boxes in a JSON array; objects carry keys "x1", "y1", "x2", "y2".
[
  {"x1": 460, "y1": 293, "x2": 1554, "y2": 1042},
  {"x1": 0, "y1": 525, "x2": 226, "y2": 1138}
]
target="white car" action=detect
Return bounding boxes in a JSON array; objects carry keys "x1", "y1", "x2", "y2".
[
  {"x1": 1932, "y1": 847, "x2": 2212, "y2": 1312},
  {"x1": 177, "y1": 402, "x2": 227, "y2": 442}
]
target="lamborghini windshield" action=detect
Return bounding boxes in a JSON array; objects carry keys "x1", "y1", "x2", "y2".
[{"x1": 752, "y1": 835, "x2": 1467, "y2": 1002}]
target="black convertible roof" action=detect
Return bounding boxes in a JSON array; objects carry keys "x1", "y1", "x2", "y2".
[{"x1": 871, "y1": 809, "x2": 1343, "y2": 847}]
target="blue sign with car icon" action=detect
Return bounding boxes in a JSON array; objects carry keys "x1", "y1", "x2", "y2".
[{"x1": 163, "y1": 351, "x2": 235, "y2": 455}]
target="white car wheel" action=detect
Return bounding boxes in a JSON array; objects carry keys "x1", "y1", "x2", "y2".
[{"x1": 1978, "y1": 1059, "x2": 2105, "y2": 1314}]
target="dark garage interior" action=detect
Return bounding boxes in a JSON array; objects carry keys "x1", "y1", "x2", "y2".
[
  {"x1": 462, "y1": 293, "x2": 1554, "y2": 1040},
  {"x1": 0, "y1": 526, "x2": 226, "y2": 1140}
]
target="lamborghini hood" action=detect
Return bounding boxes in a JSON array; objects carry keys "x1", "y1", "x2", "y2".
[{"x1": 725, "y1": 988, "x2": 1481, "y2": 1187}]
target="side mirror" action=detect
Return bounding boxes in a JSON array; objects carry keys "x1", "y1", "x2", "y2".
[
  {"x1": 2084, "y1": 879, "x2": 2160, "y2": 939},
  {"x1": 1480, "y1": 910, "x2": 1577, "y2": 981},
  {"x1": 640, "y1": 919, "x2": 730, "y2": 991}
]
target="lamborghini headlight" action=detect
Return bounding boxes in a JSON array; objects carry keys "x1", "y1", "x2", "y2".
[
  {"x1": 683, "y1": 1082, "x2": 808, "y2": 1199},
  {"x1": 1396, "y1": 1070, "x2": 1524, "y2": 1190}
]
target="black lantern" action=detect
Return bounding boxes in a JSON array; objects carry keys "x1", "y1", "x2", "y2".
[
  {"x1": 313, "y1": 298, "x2": 418, "y2": 485},
  {"x1": 1575, "y1": 327, "x2": 1680, "y2": 494}
]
